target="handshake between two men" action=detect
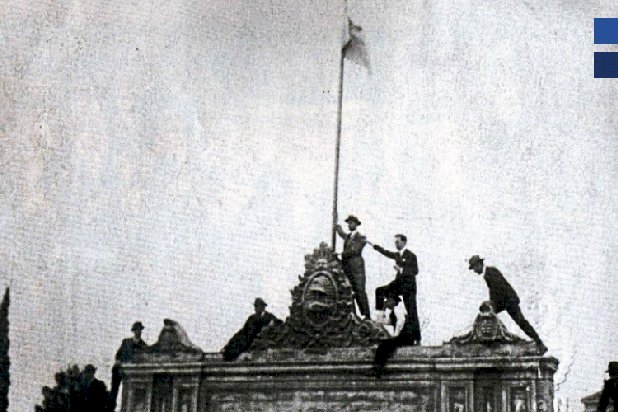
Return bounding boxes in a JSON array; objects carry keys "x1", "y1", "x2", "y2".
[{"x1": 334, "y1": 215, "x2": 422, "y2": 345}]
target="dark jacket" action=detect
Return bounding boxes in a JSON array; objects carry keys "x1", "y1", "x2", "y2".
[
  {"x1": 598, "y1": 377, "x2": 618, "y2": 411},
  {"x1": 336, "y1": 229, "x2": 366, "y2": 277},
  {"x1": 222, "y1": 311, "x2": 281, "y2": 361},
  {"x1": 243, "y1": 312, "x2": 279, "y2": 338},
  {"x1": 115, "y1": 338, "x2": 148, "y2": 363},
  {"x1": 373, "y1": 246, "x2": 418, "y2": 281},
  {"x1": 76, "y1": 379, "x2": 109, "y2": 412},
  {"x1": 483, "y1": 266, "x2": 520, "y2": 313}
]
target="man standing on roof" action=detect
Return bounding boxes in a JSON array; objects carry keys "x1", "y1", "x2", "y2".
[
  {"x1": 335, "y1": 215, "x2": 370, "y2": 319},
  {"x1": 111, "y1": 321, "x2": 148, "y2": 409},
  {"x1": 598, "y1": 361, "x2": 618, "y2": 412},
  {"x1": 371, "y1": 233, "x2": 421, "y2": 345},
  {"x1": 468, "y1": 255, "x2": 547, "y2": 354}
]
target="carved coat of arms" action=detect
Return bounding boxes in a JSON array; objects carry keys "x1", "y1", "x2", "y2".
[{"x1": 251, "y1": 243, "x2": 388, "y2": 350}]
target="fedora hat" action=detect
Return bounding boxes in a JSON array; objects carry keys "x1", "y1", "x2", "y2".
[
  {"x1": 254, "y1": 297, "x2": 267, "y2": 307},
  {"x1": 607, "y1": 361, "x2": 618, "y2": 376},
  {"x1": 131, "y1": 321, "x2": 145, "y2": 332},
  {"x1": 344, "y1": 215, "x2": 361, "y2": 225},
  {"x1": 468, "y1": 255, "x2": 484, "y2": 269}
]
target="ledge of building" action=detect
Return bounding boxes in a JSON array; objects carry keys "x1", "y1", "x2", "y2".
[{"x1": 125, "y1": 343, "x2": 558, "y2": 376}]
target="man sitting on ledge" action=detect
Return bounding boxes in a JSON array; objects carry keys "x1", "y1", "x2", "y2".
[
  {"x1": 222, "y1": 298, "x2": 282, "y2": 361},
  {"x1": 468, "y1": 255, "x2": 548, "y2": 354},
  {"x1": 372, "y1": 294, "x2": 417, "y2": 378}
]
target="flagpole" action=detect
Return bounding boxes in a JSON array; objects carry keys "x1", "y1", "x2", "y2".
[{"x1": 332, "y1": 42, "x2": 345, "y2": 250}]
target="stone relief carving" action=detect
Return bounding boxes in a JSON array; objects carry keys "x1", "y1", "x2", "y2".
[
  {"x1": 251, "y1": 242, "x2": 389, "y2": 350},
  {"x1": 145, "y1": 319, "x2": 203, "y2": 354},
  {"x1": 450, "y1": 301, "x2": 526, "y2": 345}
]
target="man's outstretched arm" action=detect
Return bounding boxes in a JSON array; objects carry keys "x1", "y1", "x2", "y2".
[{"x1": 373, "y1": 244, "x2": 399, "y2": 260}]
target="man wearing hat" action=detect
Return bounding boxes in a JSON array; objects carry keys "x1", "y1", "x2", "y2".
[
  {"x1": 222, "y1": 298, "x2": 282, "y2": 361},
  {"x1": 598, "y1": 361, "x2": 618, "y2": 411},
  {"x1": 468, "y1": 255, "x2": 547, "y2": 354},
  {"x1": 110, "y1": 321, "x2": 148, "y2": 408},
  {"x1": 372, "y1": 293, "x2": 417, "y2": 378},
  {"x1": 371, "y1": 233, "x2": 421, "y2": 344},
  {"x1": 335, "y1": 215, "x2": 371, "y2": 319},
  {"x1": 76, "y1": 364, "x2": 109, "y2": 412}
]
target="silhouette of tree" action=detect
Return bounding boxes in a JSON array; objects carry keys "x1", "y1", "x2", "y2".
[
  {"x1": 35, "y1": 364, "x2": 111, "y2": 412},
  {"x1": 0, "y1": 288, "x2": 9, "y2": 412}
]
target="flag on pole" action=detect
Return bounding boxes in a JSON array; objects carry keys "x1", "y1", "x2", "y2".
[
  {"x1": 331, "y1": 7, "x2": 369, "y2": 249},
  {"x1": 342, "y1": 17, "x2": 370, "y2": 71}
]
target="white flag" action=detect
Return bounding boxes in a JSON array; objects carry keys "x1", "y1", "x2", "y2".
[{"x1": 342, "y1": 17, "x2": 370, "y2": 71}]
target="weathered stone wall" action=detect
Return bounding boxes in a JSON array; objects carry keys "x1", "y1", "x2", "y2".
[
  {"x1": 121, "y1": 255, "x2": 558, "y2": 412},
  {"x1": 122, "y1": 346, "x2": 558, "y2": 412}
]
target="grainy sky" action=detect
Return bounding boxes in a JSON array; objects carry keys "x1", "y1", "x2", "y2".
[{"x1": 0, "y1": 0, "x2": 616, "y2": 410}]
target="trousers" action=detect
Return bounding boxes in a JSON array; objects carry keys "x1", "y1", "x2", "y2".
[
  {"x1": 346, "y1": 271, "x2": 370, "y2": 318},
  {"x1": 373, "y1": 320, "x2": 418, "y2": 377},
  {"x1": 504, "y1": 304, "x2": 543, "y2": 344},
  {"x1": 375, "y1": 278, "x2": 421, "y2": 342}
]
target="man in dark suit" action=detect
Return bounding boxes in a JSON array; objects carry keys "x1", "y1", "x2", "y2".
[
  {"x1": 468, "y1": 255, "x2": 547, "y2": 354},
  {"x1": 222, "y1": 298, "x2": 282, "y2": 361},
  {"x1": 598, "y1": 361, "x2": 618, "y2": 411},
  {"x1": 76, "y1": 364, "x2": 110, "y2": 412},
  {"x1": 335, "y1": 215, "x2": 370, "y2": 319},
  {"x1": 371, "y1": 234, "x2": 421, "y2": 344},
  {"x1": 110, "y1": 321, "x2": 148, "y2": 409},
  {"x1": 372, "y1": 293, "x2": 419, "y2": 378}
]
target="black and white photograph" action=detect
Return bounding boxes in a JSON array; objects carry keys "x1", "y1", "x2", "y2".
[{"x1": 0, "y1": 0, "x2": 616, "y2": 411}]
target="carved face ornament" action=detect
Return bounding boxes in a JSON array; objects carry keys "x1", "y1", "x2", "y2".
[
  {"x1": 478, "y1": 315, "x2": 499, "y2": 339},
  {"x1": 314, "y1": 258, "x2": 330, "y2": 270},
  {"x1": 477, "y1": 302, "x2": 499, "y2": 339},
  {"x1": 302, "y1": 272, "x2": 338, "y2": 327}
]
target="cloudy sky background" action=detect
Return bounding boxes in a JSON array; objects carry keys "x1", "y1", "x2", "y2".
[{"x1": 1, "y1": 0, "x2": 616, "y2": 409}]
